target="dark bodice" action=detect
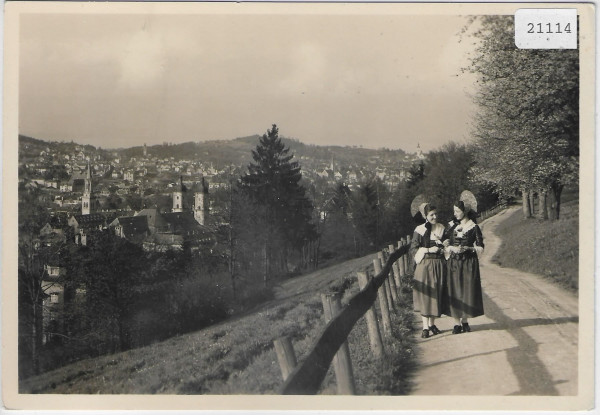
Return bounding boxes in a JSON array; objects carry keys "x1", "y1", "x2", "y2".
[
  {"x1": 445, "y1": 221, "x2": 484, "y2": 249},
  {"x1": 410, "y1": 224, "x2": 446, "y2": 261}
]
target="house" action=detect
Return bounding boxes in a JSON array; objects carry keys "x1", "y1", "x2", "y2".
[
  {"x1": 109, "y1": 216, "x2": 150, "y2": 244},
  {"x1": 108, "y1": 178, "x2": 213, "y2": 251},
  {"x1": 142, "y1": 233, "x2": 185, "y2": 252},
  {"x1": 68, "y1": 213, "x2": 112, "y2": 245},
  {"x1": 317, "y1": 169, "x2": 329, "y2": 178},
  {"x1": 41, "y1": 266, "x2": 65, "y2": 345},
  {"x1": 110, "y1": 210, "x2": 213, "y2": 251}
]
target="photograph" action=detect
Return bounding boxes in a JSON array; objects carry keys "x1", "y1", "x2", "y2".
[{"x1": 2, "y1": 1, "x2": 595, "y2": 411}]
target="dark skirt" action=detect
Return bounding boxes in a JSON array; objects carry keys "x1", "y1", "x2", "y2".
[
  {"x1": 447, "y1": 254, "x2": 484, "y2": 318},
  {"x1": 413, "y1": 256, "x2": 448, "y2": 317}
]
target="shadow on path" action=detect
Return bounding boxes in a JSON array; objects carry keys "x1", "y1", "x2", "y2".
[
  {"x1": 470, "y1": 315, "x2": 578, "y2": 332},
  {"x1": 419, "y1": 349, "x2": 505, "y2": 369},
  {"x1": 482, "y1": 292, "x2": 566, "y2": 395}
]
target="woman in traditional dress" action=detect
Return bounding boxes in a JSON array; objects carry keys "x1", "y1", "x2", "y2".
[
  {"x1": 410, "y1": 203, "x2": 448, "y2": 338},
  {"x1": 444, "y1": 199, "x2": 485, "y2": 334}
]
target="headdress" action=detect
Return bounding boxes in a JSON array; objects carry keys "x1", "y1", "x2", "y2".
[
  {"x1": 458, "y1": 190, "x2": 478, "y2": 214},
  {"x1": 410, "y1": 194, "x2": 428, "y2": 217}
]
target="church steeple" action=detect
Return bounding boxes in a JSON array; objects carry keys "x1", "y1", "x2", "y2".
[
  {"x1": 416, "y1": 143, "x2": 425, "y2": 160},
  {"x1": 194, "y1": 177, "x2": 209, "y2": 225},
  {"x1": 172, "y1": 176, "x2": 184, "y2": 212},
  {"x1": 82, "y1": 162, "x2": 93, "y2": 215}
]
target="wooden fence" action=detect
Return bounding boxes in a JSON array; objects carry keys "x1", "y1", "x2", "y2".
[
  {"x1": 272, "y1": 201, "x2": 511, "y2": 394},
  {"x1": 478, "y1": 201, "x2": 508, "y2": 222},
  {"x1": 273, "y1": 236, "x2": 412, "y2": 395}
]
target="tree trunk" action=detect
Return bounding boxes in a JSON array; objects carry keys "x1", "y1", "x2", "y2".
[
  {"x1": 31, "y1": 301, "x2": 42, "y2": 375},
  {"x1": 529, "y1": 191, "x2": 536, "y2": 217},
  {"x1": 314, "y1": 236, "x2": 321, "y2": 269},
  {"x1": 548, "y1": 183, "x2": 563, "y2": 220},
  {"x1": 538, "y1": 189, "x2": 548, "y2": 220},
  {"x1": 263, "y1": 243, "x2": 269, "y2": 288},
  {"x1": 230, "y1": 255, "x2": 236, "y2": 300},
  {"x1": 522, "y1": 189, "x2": 532, "y2": 218},
  {"x1": 118, "y1": 318, "x2": 127, "y2": 352}
]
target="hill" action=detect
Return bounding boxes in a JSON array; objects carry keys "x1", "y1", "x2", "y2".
[
  {"x1": 21, "y1": 133, "x2": 413, "y2": 172},
  {"x1": 491, "y1": 196, "x2": 579, "y2": 292},
  {"x1": 20, "y1": 253, "x2": 417, "y2": 395}
]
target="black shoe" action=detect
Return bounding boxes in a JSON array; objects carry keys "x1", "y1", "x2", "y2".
[
  {"x1": 421, "y1": 329, "x2": 430, "y2": 338},
  {"x1": 429, "y1": 325, "x2": 441, "y2": 335},
  {"x1": 452, "y1": 325, "x2": 462, "y2": 334},
  {"x1": 462, "y1": 322, "x2": 471, "y2": 332}
]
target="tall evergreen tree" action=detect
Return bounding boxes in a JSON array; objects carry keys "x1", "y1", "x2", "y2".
[
  {"x1": 239, "y1": 125, "x2": 315, "y2": 283},
  {"x1": 350, "y1": 180, "x2": 380, "y2": 251}
]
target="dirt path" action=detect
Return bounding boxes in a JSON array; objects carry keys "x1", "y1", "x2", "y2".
[{"x1": 410, "y1": 207, "x2": 578, "y2": 396}]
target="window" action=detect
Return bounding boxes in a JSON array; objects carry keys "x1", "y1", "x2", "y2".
[
  {"x1": 47, "y1": 266, "x2": 60, "y2": 276},
  {"x1": 50, "y1": 293, "x2": 59, "y2": 304}
]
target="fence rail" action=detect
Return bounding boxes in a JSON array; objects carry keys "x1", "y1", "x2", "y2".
[
  {"x1": 273, "y1": 201, "x2": 509, "y2": 395},
  {"x1": 478, "y1": 201, "x2": 508, "y2": 222},
  {"x1": 274, "y1": 236, "x2": 412, "y2": 395}
]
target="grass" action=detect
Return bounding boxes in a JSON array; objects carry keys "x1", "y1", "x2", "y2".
[
  {"x1": 20, "y1": 254, "x2": 418, "y2": 395},
  {"x1": 491, "y1": 200, "x2": 578, "y2": 292}
]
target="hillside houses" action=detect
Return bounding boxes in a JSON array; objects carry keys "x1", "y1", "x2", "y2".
[{"x1": 19, "y1": 134, "x2": 426, "y2": 236}]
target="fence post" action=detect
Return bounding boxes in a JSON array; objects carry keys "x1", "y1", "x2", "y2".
[
  {"x1": 390, "y1": 244, "x2": 402, "y2": 288},
  {"x1": 372, "y1": 259, "x2": 392, "y2": 336},
  {"x1": 383, "y1": 251, "x2": 399, "y2": 305},
  {"x1": 377, "y1": 254, "x2": 395, "y2": 310},
  {"x1": 377, "y1": 252, "x2": 395, "y2": 310},
  {"x1": 274, "y1": 337, "x2": 297, "y2": 381},
  {"x1": 405, "y1": 234, "x2": 412, "y2": 274},
  {"x1": 321, "y1": 293, "x2": 356, "y2": 395},
  {"x1": 398, "y1": 239, "x2": 406, "y2": 279},
  {"x1": 356, "y1": 271, "x2": 384, "y2": 358},
  {"x1": 402, "y1": 237, "x2": 408, "y2": 274}
]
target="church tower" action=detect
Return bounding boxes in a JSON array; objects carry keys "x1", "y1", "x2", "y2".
[
  {"x1": 172, "y1": 176, "x2": 184, "y2": 212},
  {"x1": 82, "y1": 163, "x2": 93, "y2": 215},
  {"x1": 416, "y1": 143, "x2": 425, "y2": 160},
  {"x1": 194, "y1": 177, "x2": 209, "y2": 225}
]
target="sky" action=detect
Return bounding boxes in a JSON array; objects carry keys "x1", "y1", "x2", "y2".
[{"x1": 19, "y1": 10, "x2": 479, "y2": 153}]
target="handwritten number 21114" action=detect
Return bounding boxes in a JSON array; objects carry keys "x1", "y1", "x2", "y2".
[{"x1": 527, "y1": 22, "x2": 572, "y2": 34}]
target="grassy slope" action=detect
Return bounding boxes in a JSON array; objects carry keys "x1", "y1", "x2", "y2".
[
  {"x1": 491, "y1": 200, "x2": 579, "y2": 292},
  {"x1": 21, "y1": 254, "x2": 417, "y2": 395}
]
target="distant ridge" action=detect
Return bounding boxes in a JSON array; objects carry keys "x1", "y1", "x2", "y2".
[{"x1": 19, "y1": 133, "x2": 413, "y2": 170}]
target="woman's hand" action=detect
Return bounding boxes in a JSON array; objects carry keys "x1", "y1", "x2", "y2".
[
  {"x1": 442, "y1": 239, "x2": 450, "y2": 247},
  {"x1": 429, "y1": 246, "x2": 440, "y2": 254}
]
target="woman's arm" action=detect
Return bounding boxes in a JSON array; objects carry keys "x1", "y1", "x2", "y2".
[
  {"x1": 410, "y1": 231, "x2": 427, "y2": 264},
  {"x1": 442, "y1": 221, "x2": 458, "y2": 246},
  {"x1": 409, "y1": 231, "x2": 421, "y2": 260},
  {"x1": 473, "y1": 225, "x2": 484, "y2": 255}
]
